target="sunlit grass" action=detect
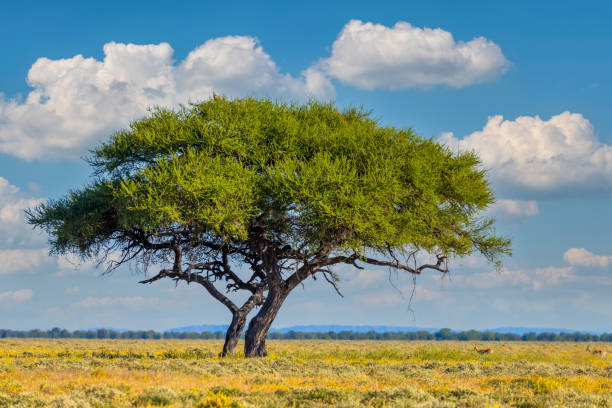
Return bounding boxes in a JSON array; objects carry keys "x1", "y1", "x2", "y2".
[{"x1": 0, "y1": 339, "x2": 609, "y2": 407}]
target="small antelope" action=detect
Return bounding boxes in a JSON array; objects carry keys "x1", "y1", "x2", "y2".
[
  {"x1": 473, "y1": 345, "x2": 492, "y2": 355},
  {"x1": 587, "y1": 345, "x2": 607, "y2": 357}
]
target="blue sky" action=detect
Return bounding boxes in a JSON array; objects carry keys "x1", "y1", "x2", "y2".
[{"x1": 1, "y1": 0, "x2": 611, "y2": 331}]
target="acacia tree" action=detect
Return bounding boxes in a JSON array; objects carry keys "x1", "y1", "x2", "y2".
[{"x1": 28, "y1": 98, "x2": 510, "y2": 357}]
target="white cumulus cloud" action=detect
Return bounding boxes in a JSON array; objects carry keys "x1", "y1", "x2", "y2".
[
  {"x1": 563, "y1": 248, "x2": 612, "y2": 269},
  {"x1": 439, "y1": 112, "x2": 612, "y2": 197},
  {"x1": 0, "y1": 38, "x2": 334, "y2": 160},
  {"x1": 0, "y1": 289, "x2": 34, "y2": 302},
  {"x1": 321, "y1": 20, "x2": 509, "y2": 90}
]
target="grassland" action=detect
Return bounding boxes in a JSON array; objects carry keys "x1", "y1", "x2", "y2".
[{"x1": 0, "y1": 339, "x2": 609, "y2": 407}]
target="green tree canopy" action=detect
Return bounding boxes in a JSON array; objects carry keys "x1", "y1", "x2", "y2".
[{"x1": 28, "y1": 97, "x2": 510, "y2": 356}]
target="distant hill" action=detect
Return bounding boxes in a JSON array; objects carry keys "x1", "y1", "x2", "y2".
[
  {"x1": 169, "y1": 325, "x2": 229, "y2": 333},
  {"x1": 169, "y1": 324, "x2": 607, "y2": 335}
]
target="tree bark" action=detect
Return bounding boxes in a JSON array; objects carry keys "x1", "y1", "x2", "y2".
[
  {"x1": 220, "y1": 289, "x2": 265, "y2": 357},
  {"x1": 220, "y1": 310, "x2": 247, "y2": 357},
  {"x1": 243, "y1": 254, "x2": 327, "y2": 357},
  {"x1": 244, "y1": 287, "x2": 289, "y2": 357}
]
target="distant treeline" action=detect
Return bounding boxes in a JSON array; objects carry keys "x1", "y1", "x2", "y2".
[
  {"x1": 1, "y1": 328, "x2": 611, "y2": 342},
  {"x1": 270, "y1": 329, "x2": 612, "y2": 342}
]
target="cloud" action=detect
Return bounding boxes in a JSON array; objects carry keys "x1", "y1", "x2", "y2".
[
  {"x1": 0, "y1": 24, "x2": 510, "y2": 160},
  {"x1": 452, "y1": 266, "x2": 575, "y2": 290},
  {"x1": 409, "y1": 286, "x2": 443, "y2": 302},
  {"x1": 0, "y1": 39, "x2": 334, "y2": 160},
  {"x1": 563, "y1": 248, "x2": 612, "y2": 269},
  {"x1": 486, "y1": 199, "x2": 539, "y2": 223},
  {"x1": 65, "y1": 286, "x2": 80, "y2": 294},
  {"x1": 0, "y1": 189, "x2": 135, "y2": 276},
  {"x1": 489, "y1": 291, "x2": 595, "y2": 315},
  {"x1": 343, "y1": 268, "x2": 388, "y2": 289},
  {"x1": 353, "y1": 291, "x2": 405, "y2": 307},
  {"x1": 321, "y1": 20, "x2": 509, "y2": 90},
  {"x1": 0, "y1": 177, "x2": 45, "y2": 248},
  {"x1": 492, "y1": 199, "x2": 539, "y2": 217},
  {"x1": 0, "y1": 247, "x2": 101, "y2": 276},
  {"x1": 55, "y1": 252, "x2": 99, "y2": 276},
  {"x1": 178, "y1": 37, "x2": 333, "y2": 99},
  {"x1": 0, "y1": 289, "x2": 34, "y2": 302},
  {"x1": 0, "y1": 218, "x2": 101, "y2": 276},
  {"x1": 0, "y1": 248, "x2": 50, "y2": 275},
  {"x1": 353, "y1": 285, "x2": 441, "y2": 307},
  {"x1": 71, "y1": 296, "x2": 159, "y2": 309},
  {"x1": 441, "y1": 254, "x2": 489, "y2": 270},
  {"x1": 439, "y1": 112, "x2": 612, "y2": 198}
]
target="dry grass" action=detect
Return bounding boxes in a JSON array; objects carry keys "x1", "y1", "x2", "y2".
[{"x1": 0, "y1": 339, "x2": 610, "y2": 407}]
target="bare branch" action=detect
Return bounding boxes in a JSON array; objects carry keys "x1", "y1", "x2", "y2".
[
  {"x1": 219, "y1": 246, "x2": 260, "y2": 293},
  {"x1": 138, "y1": 245, "x2": 240, "y2": 313},
  {"x1": 348, "y1": 254, "x2": 448, "y2": 275},
  {"x1": 321, "y1": 270, "x2": 344, "y2": 298},
  {"x1": 190, "y1": 273, "x2": 239, "y2": 313},
  {"x1": 138, "y1": 269, "x2": 173, "y2": 284}
]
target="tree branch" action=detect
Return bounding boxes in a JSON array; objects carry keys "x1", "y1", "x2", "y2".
[
  {"x1": 219, "y1": 246, "x2": 260, "y2": 293},
  {"x1": 353, "y1": 254, "x2": 448, "y2": 274},
  {"x1": 138, "y1": 244, "x2": 240, "y2": 313},
  {"x1": 190, "y1": 273, "x2": 239, "y2": 313},
  {"x1": 320, "y1": 269, "x2": 344, "y2": 298}
]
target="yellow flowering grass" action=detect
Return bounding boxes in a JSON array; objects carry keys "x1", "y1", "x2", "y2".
[{"x1": 0, "y1": 339, "x2": 609, "y2": 407}]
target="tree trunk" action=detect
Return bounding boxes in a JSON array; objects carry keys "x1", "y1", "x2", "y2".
[
  {"x1": 220, "y1": 311, "x2": 247, "y2": 357},
  {"x1": 219, "y1": 289, "x2": 265, "y2": 357},
  {"x1": 244, "y1": 287, "x2": 288, "y2": 357}
]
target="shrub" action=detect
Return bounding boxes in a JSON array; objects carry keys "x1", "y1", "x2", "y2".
[{"x1": 195, "y1": 391, "x2": 244, "y2": 408}]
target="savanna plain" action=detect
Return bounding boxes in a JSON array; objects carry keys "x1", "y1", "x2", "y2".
[{"x1": 0, "y1": 339, "x2": 609, "y2": 407}]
